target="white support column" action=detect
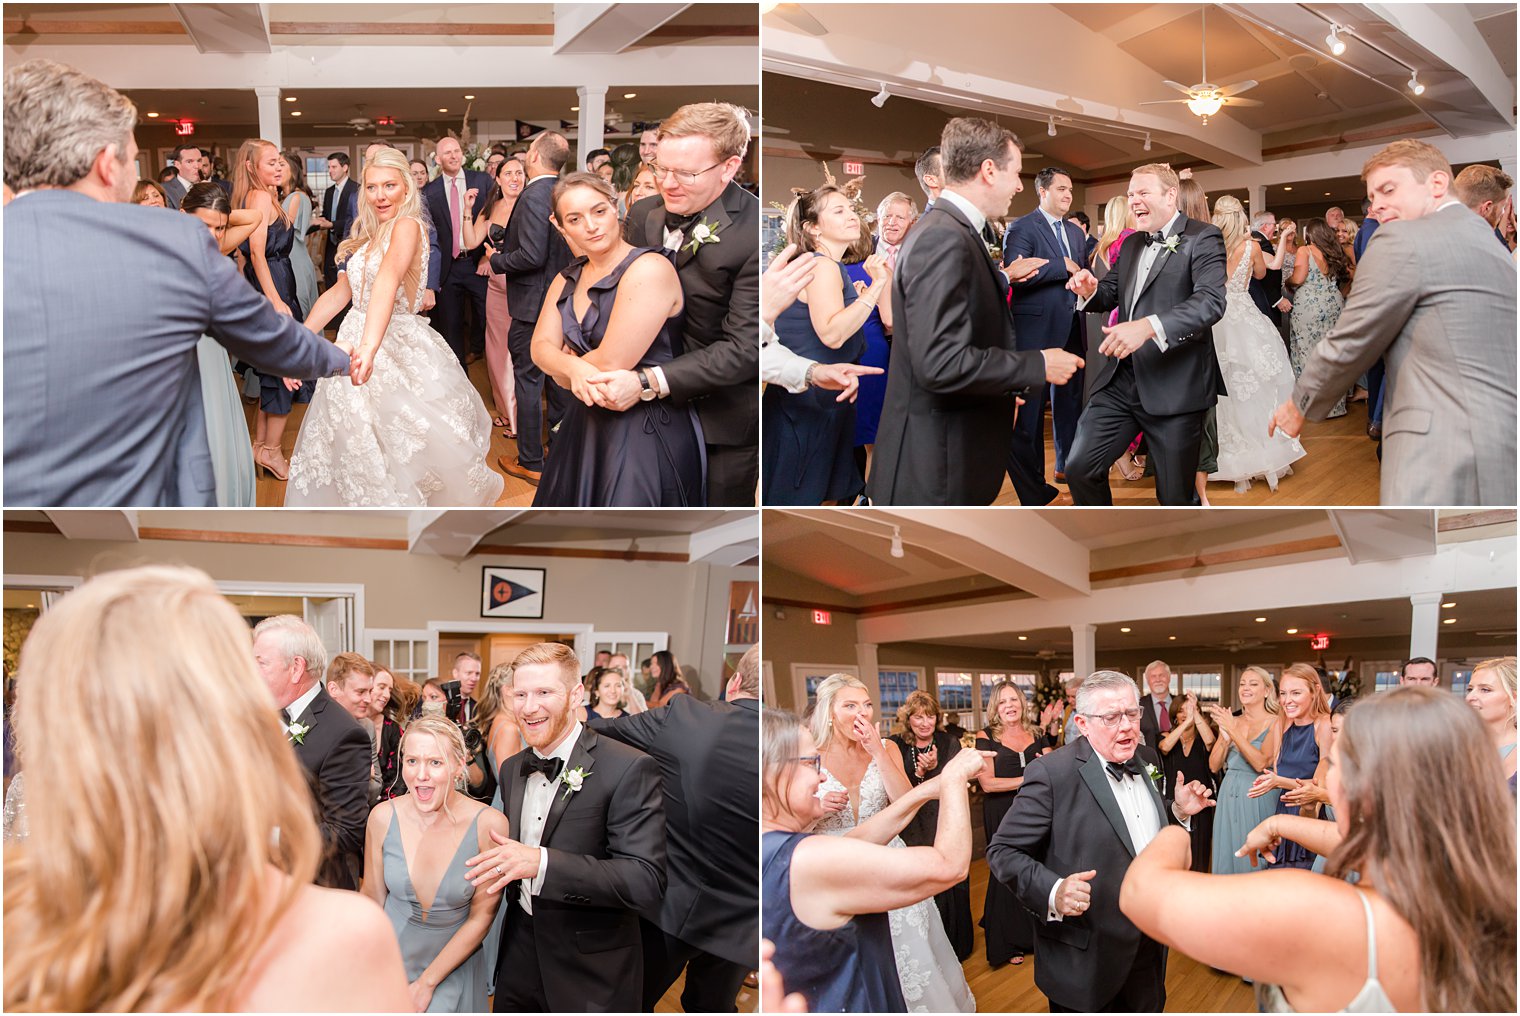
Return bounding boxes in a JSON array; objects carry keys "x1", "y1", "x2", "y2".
[
  {"x1": 1408, "y1": 592, "x2": 1443, "y2": 662},
  {"x1": 1071, "y1": 623, "x2": 1097, "y2": 681},
  {"x1": 576, "y1": 85, "x2": 607, "y2": 164},
  {"x1": 254, "y1": 86, "x2": 282, "y2": 150},
  {"x1": 1251, "y1": 182, "x2": 1268, "y2": 216},
  {"x1": 855, "y1": 640, "x2": 882, "y2": 726}
]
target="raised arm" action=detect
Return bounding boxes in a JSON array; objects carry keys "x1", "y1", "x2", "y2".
[
  {"x1": 219, "y1": 207, "x2": 263, "y2": 255},
  {"x1": 805, "y1": 256, "x2": 888, "y2": 349}
]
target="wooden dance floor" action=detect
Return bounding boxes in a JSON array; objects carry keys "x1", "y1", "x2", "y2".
[
  {"x1": 964, "y1": 853, "x2": 1257, "y2": 1012},
  {"x1": 991, "y1": 405, "x2": 1382, "y2": 506}
]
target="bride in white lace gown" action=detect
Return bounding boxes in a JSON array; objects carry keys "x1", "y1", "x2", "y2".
[
  {"x1": 811, "y1": 676, "x2": 975, "y2": 1014},
  {"x1": 286, "y1": 149, "x2": 503, "y2": 506},
  {"x1": 1208, "y1": 197, "x2": 1306, "y2": 493}
]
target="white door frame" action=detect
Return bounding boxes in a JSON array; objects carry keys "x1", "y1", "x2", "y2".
[
  {"x1": 425, "y1": 620, "x2": 597, "y2": 673},
  {"x1": 215, "y1": 580, "x2": 366, "y2": 652}
]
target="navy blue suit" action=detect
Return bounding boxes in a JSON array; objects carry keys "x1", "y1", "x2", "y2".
[
  {"x1": 320, "y1": 177, "x2": 357, "y2": 288},
  {"x1": 1003, "y1": 209, "x2": 1087, "y2": 504},
  {"x1": 424, "y1": 169, "x2": 494, "y2": 365}
]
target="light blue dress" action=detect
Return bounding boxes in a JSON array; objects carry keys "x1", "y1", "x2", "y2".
[
  {"x1": 1210, "y1": 726, "x2": 1282, "y2": 875},
  {"x1": 382, "y1": 809, "x2": 489, "y2": 1013},
  {"x1": 287, "y1": 190, "x2": 319, "y2": 320},
  {"x1": 196, "y1": 336, "x2": 255, "y2": 506}
]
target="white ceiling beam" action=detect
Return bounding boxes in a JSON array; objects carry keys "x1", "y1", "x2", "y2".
[
  {"x1": 858, "y1": 536, "x2": 1515, "y2": 645},
  {"x1": 409, "y1": 510, "x2": 530, "y2": 558},
  {"x1": 1328, "y1": 509, "x2": 1438, "y2": 564},
  {"x1": 687, "y1": 516, "x2": 760, "y2": 566},
  {"x1": 171, "y1": 3, "x2": 270, "y2": 54},
  {"x1": 1363, "y1": 3, "x2": 1515, "y2": 128},
  {"x1": 553, "y1": 3, "x2": 690, "y2": 55},
  {"x1": 45, "y1": 510, "x2": 139, "y2": 542}
]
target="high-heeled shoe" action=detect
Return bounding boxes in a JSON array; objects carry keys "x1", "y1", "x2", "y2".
[
  {"x1": 1116, "y1": 453, "x2": 1145, "y2": 481},
  {"x1": 254, "y1": 443, "x2": 289, "y2": 481}
]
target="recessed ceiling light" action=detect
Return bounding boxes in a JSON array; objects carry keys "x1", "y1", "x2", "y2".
[
  {"x1": 623, "y1": 92, "x2": 637, "y2": 99},
  {"x1": 1168, "y1": 635, "x2": 1177, "y2": 641},
  {"x1": 438, "y1": 107, "x2": 449, "y2": 113},
  {"x1": 290, "y1": 111, "x2": 301, "y2": 117},
  {"x1": 1284, "y1": 185, "x2": 1293, "y2": 191},
  {"x1": 1120, "y1": 627, "x2": 1132, "y2": 633},
  {"x1": 1255, "y1": 617, "x2": 1267, "y2": 622},
  {"x1": 147, "y1": 112, "x2": 160, "y2": 118},
  {"x1": 464, "y1": 94, "x2": 476, "y2": 100},
  {"x1": 1443, "y1": 617, "x2": 1457, "y2": 624},
  {"x1": 1017, "y1": 635, "x2": 1028, "y2": 641},
  {"x1": 1324, "y1": 191, "x2": 1331, "y2": 196},
  {"x1": 1441, "y1": 601, "x2": 1456, "y2": 608},
  {"x1": 285, "y1": 96, "x2": 297, "y2": 102},
  {"x1": 571, "y1": 106, "x2": 580, "y2": 112},
  {"x1": 1286, "y1": 628, "x2": 1299, "y2": 634}
]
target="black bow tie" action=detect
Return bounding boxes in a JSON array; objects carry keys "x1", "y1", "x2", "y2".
[
  {"x1": 664, "y1": 209, "x2": 698, "y2": 233},
  {"x1": 1106, "y1": 758, "x2": 1143, "y2": 781},
  {"x1": 521, "y1": 753, "x2": 564, "y2": 782},
  {"x1": 280, "y1": 708, "x2": 292, "y2": 726},
  {"x1": 1143, "y1": 230, "x2": 1168, "y2": 246}
]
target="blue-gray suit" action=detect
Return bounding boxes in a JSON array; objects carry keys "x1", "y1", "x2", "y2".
[{"x1": 3, "y1": 191, "x2": 352, "y2": 506}]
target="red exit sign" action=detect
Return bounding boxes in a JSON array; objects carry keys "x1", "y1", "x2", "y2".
[
  {"x1": 174, "y1": 120, "x2": 195, "y2": 136},
  {"x1": 811, "y1": 609, "x2": 832, "y2": 625},
  {"x1": 841, "y1": 160, "x2": 863, "y2": 175},
  {"x1": 1309, "y1": 633, "x2": 1331, "y2": 651}
]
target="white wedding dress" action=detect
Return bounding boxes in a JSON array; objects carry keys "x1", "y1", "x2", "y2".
[
  {"x1": 817, "y1": 759, "x2": 976, "y2": 1014},
  {"x1": 1209, "y1": 243, "x2": 1307, "y2": 492},
  {"x1": 286, "y1": 222, "x2": 504, "y2": 506}
]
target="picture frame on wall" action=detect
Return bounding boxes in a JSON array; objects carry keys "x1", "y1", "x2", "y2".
[{"x1": 481, "y1": 566, "x2": 546, "y2": 619}]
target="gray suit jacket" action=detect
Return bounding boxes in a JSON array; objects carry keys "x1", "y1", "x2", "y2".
[
  {"x1": 3, "y1": 190, "x2": 352, "y2": 506},
  {"x1": 1291, "y1": 202, "x2": 1516, "y2": 505},
  {"x1": 161, "y1": 175, "x2": 189, "y2": 209}
]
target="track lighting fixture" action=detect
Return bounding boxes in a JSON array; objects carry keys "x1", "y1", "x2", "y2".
[
  {"x1": 889, "y1": 526, "x2": 904, "y2": 559},
  {"x1": 871, "y1": 83, "x2": 890, "y2": 108},
  {"x1": 1408, "y1": 70, "x2": 1425, "y2": 95},
  {"x1": 1143, "y1": 132, "x2": 1152, "y2": 152},
  {"x1": 1325, "y1": 24, "x2": 1346, "y2": 56},
  {"x1": 1047, "y1": 115, "x2": 1057, "y2": 137}
]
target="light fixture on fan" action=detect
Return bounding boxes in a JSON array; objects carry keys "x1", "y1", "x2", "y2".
[
  {"x1": 889, "y1": 526, "x2": 904, "y2": 559},
  {"x1": 1325, "y1": 23, "x2": 1347, "y2": 56},
  {"x1": 1141, "y1": 6, "x2": 1261, "y2": 122},
  {"x1": 1047, "y1": 115, "x2": 1057, "y2": 137}
]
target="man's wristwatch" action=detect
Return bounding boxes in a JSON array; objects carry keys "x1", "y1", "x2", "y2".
[
  {"x1": 637, "y1": 369, "x2": 658, "y2": 402},
  {"x1": 803, "y1": 363, "x2": 817, "y2": 389}
]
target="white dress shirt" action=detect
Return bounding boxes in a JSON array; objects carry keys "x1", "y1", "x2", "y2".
[
  {"x1": 439, "y1": 169, "x2": 468, "y2": 254},
  {"x1": 762, "y1": 319, "x2": 813, "y2": 392},
  {"x1": 1078, "y1": 209, "x2": 1181, "y2": 351},
  {"x1": 1039, "y1": 207, "x2": 1074, "y2": 261},
  {"x1": 517, "y1": 719, "x2": 583, "y2": 914},
  {"x1": 936, "y1": 187, "x2": 987, "y2": 235},
  {"x1": 284, "y1": 681, "x2": 323, "y2": 725}
]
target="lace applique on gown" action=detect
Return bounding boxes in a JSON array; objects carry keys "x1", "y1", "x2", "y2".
[
  {"x1": 1210, "y1": 246, "x2": 1307, "y2": 492},
  {"x1": 816, "y1": 759, "x2": 977, "y2": 1013},
  {"x1": 287, "y1": 221, "x2": 504, "y2": 506}
]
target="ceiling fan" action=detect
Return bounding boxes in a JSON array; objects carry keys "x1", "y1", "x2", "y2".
[
  {"x1": 311, "y1": 106, "x2": 405, "y2": 133},
  {"x1": 1140, "y1": 6, "x2": 1262, "y2": 123}
]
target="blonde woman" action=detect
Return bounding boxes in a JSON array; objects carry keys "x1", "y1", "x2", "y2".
[
  {"x1": 364, "y1": 715, "x2": 510, "y2": 1012},
  {"x1": 1205, "y1": 666, "x2": 1283, "y2": 874},
  {"x1": 3, "y1": 566, "x2": 409, "y2": 1011},
  {"x1": 974, "y1": 682, "x2": 1053, "y2": 967},
  {"x1": 232, "y1": 138, "x2": 308, "y2": 481},
  {"x1": 1465, "y1": 655, "x2": 1517, "y2": 793},
  {"x1": 1248, "y1": 664, "x2": 1331, "y2": 869},
  {"x1": 1206, "y1": 195, "x2": 1306, "y2": 494},
  {"x1": 810, "y1": 674, "x2": 976, "y2": 1012},
  {"x1": 1122, "y1": 687, "x2": 1516, "y2": 1013},
  {"x1": 285, "y1": 146, "x2": 503, "y2": 507}
]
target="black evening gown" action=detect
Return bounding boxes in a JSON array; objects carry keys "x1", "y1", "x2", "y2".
[
  {"x1": 761, "y1": 260, "x2": 865, "y2": 504},
  {"x1": 976, "y1": 731, "x2": 1052, "y2": 966},
  {"x1": 1161, "y1": 734, "x2": 1217, "y2": 872},
  {"x1": 239, "y1": 215, "x2": 311, "y2": 414},
  {"x1": 534, "y1": 248, "x2": 706, "y2": 506},
  {"x1": 889, "y1": 730, "x2": 974, "y2": 961}
]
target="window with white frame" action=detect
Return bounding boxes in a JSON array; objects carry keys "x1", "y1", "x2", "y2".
[
  {"x1": 877, "y1": 668, "x2": 922, "y2": 721},
  {"x1": 935, "y1": 671, "x2": 974, "y2": 717},
  {"x1": 368, "y1": 630, "x2": 433, "y2": 685},
  {"x1": 1179, "y1": 666, "x2": 1223, "y2": 703},
  {"x1": 1365, "y1": 660, "x2": 1403, "y2": 694},
  {"x1": 1446, "y1": 663, "x2": 1472, "y2": 696},
  {"x1": 791, "y1": 663, "x2": 859, "y2": 714}
]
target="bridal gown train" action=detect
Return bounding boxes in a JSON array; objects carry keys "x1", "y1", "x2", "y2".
[
  {"x1": 817, "y1": 760, "x2": 977, "y2": 1013},
  {"x1": 286, "y1": 223, "x2": 504, "y2": 506},
  {"x1": 1209, "y1": 244, "x2": 1307, "y2": 492}
]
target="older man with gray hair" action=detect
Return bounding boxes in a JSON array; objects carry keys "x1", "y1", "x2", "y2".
[
  {"x1": 3, "y1": 60, "x2": 354, "y2": 507},
  {"x1": 252, "y1": 614, "x2": 370, "y2": 891},
  {"x1": 986, "y1": 670, "x2": 1215, "y2": 1011},
  {"x1": 874, "y1": 190, "x2": 919, "y2": 270}
]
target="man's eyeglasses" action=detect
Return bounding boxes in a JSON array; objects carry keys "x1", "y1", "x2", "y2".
[
  {"x1": 648, "y1": 160, "x2": 725, "y2": 186},
  {"x1": 1081, "y1": 708, "x2": 1143, "y2": 728},
  {"x1": 795, "y1": 754, "x2": 822, "y2": 772}
]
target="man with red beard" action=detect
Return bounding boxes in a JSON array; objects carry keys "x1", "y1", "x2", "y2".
[
  {"x1": 464, "y1": 642, "x2": 665, "y2": 1012},
  {"x1": 985, "y1": 670, "x2": 1215, "y2": 1012}
]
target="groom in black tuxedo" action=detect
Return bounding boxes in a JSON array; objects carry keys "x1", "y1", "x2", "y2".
[
  {"x1": 986, "y1": 671, "x2": 1215, "y2": 1012},
  {"x1": 1065, "y1": 164, "x2": 1227, "y2": 505},
  {"x1": 465, "y1": 642, "x2": 665, "y2": 1012},
  {"x1": 595, "y1": 102, "x2": 760, "y2": 506}
]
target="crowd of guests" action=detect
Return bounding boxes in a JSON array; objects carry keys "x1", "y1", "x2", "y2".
[
  {"x1": 3, "y1": 565, "x2": 758, "y2": 1013},
  {"x1": 761, "y1": 122, "x2": 1517, "y2": 507},
  {"x1": 5, "y1": 59, "x2": 760, "y2": 508},
  {"x1": 762, "y1": 654, "x2": 1516, "y2": 1012}
]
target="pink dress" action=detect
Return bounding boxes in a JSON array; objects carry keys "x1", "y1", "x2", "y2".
[{"x1": 485, "y1": 269, "x2": 517, "y2": 432}]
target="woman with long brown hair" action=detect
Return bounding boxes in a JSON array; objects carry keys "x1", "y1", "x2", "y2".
[
  {"x1": 1121, "y1": 687, "x2": 1516, "y2": 1013},
  {"x1": 1287, "y1": 217, "x2": 1353, "y2": 418},
  {"x1": 281, "y1": 152, "x2": 319, "y2": 323},
  {"x1": 232, "y1": 138, "x2": 309, "y2": 481},
  {"x1": 1247, "y1": 663, "x2": 1331, "y2": 869},
  {"x1": 3, "y1": 566, "x2": 408, "y2": 1011}
]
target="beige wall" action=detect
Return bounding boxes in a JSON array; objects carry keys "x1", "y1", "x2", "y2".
[{"x1": 3, "y1": 533, "x2": 754, "y2": 696}]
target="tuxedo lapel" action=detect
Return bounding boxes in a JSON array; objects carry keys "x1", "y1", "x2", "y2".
[
  {"x1": 506, "y1": 751, "x2": 527, "y2": 838},
  {"x1": 539, "y1": 725, "x2": 597, "y2": 847},
  {"x1": 938, "y1": 201, "x2": 1005, "y2": 293},
  {"x1": 1133, "y1": 215, "x2": 1188, "y2": 309},
  {"x1": 1077, "y1": 747, "x2": 1138, "y2": 857},
  {"x1": 675, "y1": 190, "x2": 734, "y2": 271}
]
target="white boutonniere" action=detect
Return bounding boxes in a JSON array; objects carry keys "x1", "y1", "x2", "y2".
[
  {"x1": 682, "y1": 218, "x2": 722, "y2": 255},
  {"x1": 1143, "y1": 762, "x2": 1163, "y2": 790},
  {"x1": 559, "y1": 765, "x2": 591, "y2": 801},
  {"x1": 286, "y1": 720, "x2": 312, "y2": 746},
  {"x1": 1160, "y1": 234, "x2": 1181, "y2": 255}
]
